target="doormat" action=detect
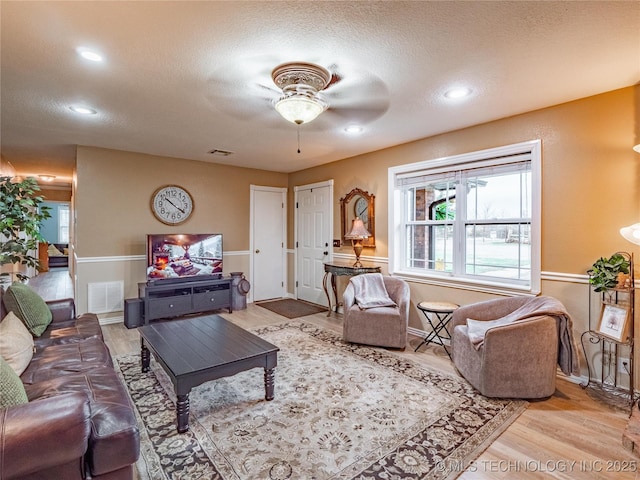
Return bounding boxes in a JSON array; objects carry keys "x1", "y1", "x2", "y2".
[{"x1": 256, "y1": 298, "x2": 327, "y2": 319}]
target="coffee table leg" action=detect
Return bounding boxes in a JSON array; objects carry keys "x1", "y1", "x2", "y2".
[
  {"x1": 264, "y1": 367, "x2": 275, "y2": 401},
  {"x1": 176, "y1": 394, "x2": 190, "y2": 433},
  {"x1": 141, "y1": 340, "x2": 150, "y2": 373}
]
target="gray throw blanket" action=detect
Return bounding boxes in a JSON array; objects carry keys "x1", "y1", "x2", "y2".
[
  {"x1": 350, "y1": 273, "x2": 397, "y2": 309},
  {"x1": 467, "y1": 296, "x2": 580, "y2": 376}
]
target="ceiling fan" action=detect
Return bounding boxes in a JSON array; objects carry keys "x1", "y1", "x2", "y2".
[{"x1": 206, "y1": 58, "x2": 389, "y2": 131}]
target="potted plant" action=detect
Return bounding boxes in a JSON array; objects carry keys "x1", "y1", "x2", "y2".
[
  {"x1": 0, "y1": 176, "x2": 51, "y2": 282},
  {"x1": 588, "y1": 253, "x2": 631, "y2": 292}
]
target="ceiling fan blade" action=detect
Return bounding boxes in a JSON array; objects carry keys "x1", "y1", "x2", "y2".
[
  {"x1": 255, "y1": 82, "x2": 281, "y2": 99},
  {"x1": 325, "y1": 103, "x2": 388, "y2": 125}
]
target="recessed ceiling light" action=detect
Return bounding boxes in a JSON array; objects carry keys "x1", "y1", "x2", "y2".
[
  {"x1": 344, "y1": 125, "x2": 363, "y2": 134},
  {"x1": 38, "y1": 175, "x2": 56, "y2": 182},
  {"x1": 76, "y1": 48, "x2": 103, "y2": 62},
  {"x1": 444, "y1": 87, "x2": 472, "y2": 99},
  {"x1": 69, "y1": 105, "x2": 97, "y2": 115}
]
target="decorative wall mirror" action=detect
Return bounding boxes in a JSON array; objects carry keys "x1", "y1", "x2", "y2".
[{"x1": 340, "y1": 188, "x2": 375, "y2": 247}]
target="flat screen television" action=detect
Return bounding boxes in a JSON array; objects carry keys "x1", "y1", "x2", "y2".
[{"x1": 146, "y1": 233, "x2": 223, "y2": 284}]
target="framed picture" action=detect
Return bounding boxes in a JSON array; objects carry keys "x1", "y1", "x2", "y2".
[{"x1": 597, "y1": 303, "x2": 631, "y2": 342}]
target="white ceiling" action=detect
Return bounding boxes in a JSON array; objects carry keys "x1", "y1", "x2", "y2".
[{"x1": 1, "y1": 1, "x2": 639, "y2": 185}]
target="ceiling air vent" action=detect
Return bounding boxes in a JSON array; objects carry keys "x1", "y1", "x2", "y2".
[{"x1": 208, "y1": 149, "x2": 234, "y2": 156}]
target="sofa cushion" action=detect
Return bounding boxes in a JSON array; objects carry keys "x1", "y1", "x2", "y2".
[
  {"x1": 25, "y1": 368, "x2": 140, "y2": 476},
  {"x1": 0, "y1": 311, "x2": 35, "y2": 375},
  {"x1": 0, "y1": 355, "x2": 29, "y2": 408},
  {"x1": 36, "y1": 313, "x2": 104, "y2": 347},
  {"x1": 21, "y1": 337, "x2": 114, "y2": 384},
  {"x1": 3, "y1": 283, "x2": 53, "y2": 337}
]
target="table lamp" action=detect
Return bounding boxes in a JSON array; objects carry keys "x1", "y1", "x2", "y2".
[{"x1": 345, "y1": 217, "x2": 371, "y2": 267}]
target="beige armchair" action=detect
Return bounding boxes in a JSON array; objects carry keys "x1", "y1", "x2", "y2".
[
  {"x1": 342, "y1": 275, "x2": 410, "y2": 349},
  {"x1": 451, "y1": 296, "x2": 570, "y2": 399}
]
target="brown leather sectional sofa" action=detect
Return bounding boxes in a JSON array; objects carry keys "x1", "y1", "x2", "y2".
[{"x1": 0, "y1": 288, "x2": 140, "y2": 480}]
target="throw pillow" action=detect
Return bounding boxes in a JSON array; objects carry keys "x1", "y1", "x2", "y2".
[
  {"x1": 3, "y1": 283, "x2": 53, "y2": 337},
  {"x1": 0, "y1": 311, "x2": 35, "y2": 376},
  {"x1": 0, "y1": 355, "x2": 28, "y2": 408}
]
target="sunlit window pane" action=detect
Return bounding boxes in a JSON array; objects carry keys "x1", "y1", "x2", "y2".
[{"x1": 59, "y1": 205, "x2": 70, "y2": 243}]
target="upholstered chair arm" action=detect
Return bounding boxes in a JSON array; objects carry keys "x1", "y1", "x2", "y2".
[
  {"x1": 451, "y1": 296, "x2": 532, "y2": 331},
  {"x1": 46, "y1": 298, "x2": 76, "y2": 323},
  {"x1": 384, "y1": 277, "x2": 410, "y2": 320},
  {"x1": 343, "y1": 283, "x2": 356, "y2": 313},
  {"x1": 478, "y1": 315, "x2": 559, "y2": 397},
  {"x1": 0, "y1": 392, "x2": 91, "y2": 479},
  {"x1": 483, "y1": 315, "x2": 557, "y2": 352}
]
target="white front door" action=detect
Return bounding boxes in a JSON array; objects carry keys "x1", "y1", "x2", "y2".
[
  {"x1": 295, "y1": 181, "x2": 332, "y2": 305},
  {"x1": 251, "y1": 186, "x2": 286, "y2": 302}
]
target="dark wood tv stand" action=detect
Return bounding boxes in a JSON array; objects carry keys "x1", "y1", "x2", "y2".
[{"x1": 137, "y1": 277, "x2": 232, "y2": 324}]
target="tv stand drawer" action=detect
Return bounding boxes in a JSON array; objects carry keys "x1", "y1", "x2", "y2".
[
  {"x1": 147, "y1": 295, "x2": 192, "y2": 319},
  {"x1": 193, "y1": 290, "x2": 230, "y2": 311}
]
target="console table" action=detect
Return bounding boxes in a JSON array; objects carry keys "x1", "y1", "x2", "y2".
[{"x1": 323, "y1": 262, "x2": 381, "y2": 316}]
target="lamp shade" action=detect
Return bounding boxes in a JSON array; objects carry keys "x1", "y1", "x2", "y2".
[
  {"x1": 345, "y1": 217, "x2": 371, "y2": 239},
  {"x1": 620, "y1": 223, "x2": 640, "y2": 245},
  {"x1": 275, "y1": 95, "x2": 327, "y2": 125}
]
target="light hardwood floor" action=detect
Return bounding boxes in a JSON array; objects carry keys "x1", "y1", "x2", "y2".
[{"x1": 30, "y1": 270, "x2": 640, "y2": 479}]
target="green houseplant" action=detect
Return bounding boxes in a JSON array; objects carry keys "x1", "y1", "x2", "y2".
[
  {"x1": 0, "y1": 176, "x2": 51, "y2": 282},
  {"x1": 588, "y1": 253, "x2": 631, "y2": 292}
]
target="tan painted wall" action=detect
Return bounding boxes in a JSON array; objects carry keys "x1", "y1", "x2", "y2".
[
  {"x1": 74, "y1": 146, "x2": 287, "y2": 312},
  {"x1": 75, "y1": 146, "x2": 288, "y2": 256}
]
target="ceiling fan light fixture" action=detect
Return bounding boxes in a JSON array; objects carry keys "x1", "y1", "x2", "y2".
[
  {"x1": 275, "y1": 94, "x2": 327, "y2": 125},
  {"x1": 272, "y1": 62, "x2": 331, "y2": 125}
]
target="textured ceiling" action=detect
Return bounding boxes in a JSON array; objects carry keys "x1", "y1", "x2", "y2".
[{"x1": 1, "y1": 1, "x2": 639, "y2": 185}]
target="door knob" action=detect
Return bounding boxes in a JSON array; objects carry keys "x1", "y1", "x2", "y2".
[
  {"x1": 323, "y1": 251, "x2": 329, "y2": 255},
  {"x1": 255, "y1": 249, "x2": 260, "y2": 254}
]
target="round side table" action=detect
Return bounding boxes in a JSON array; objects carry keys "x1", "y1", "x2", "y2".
[{"x1": 414, "y1": 301, "x2": 459, "y2": 359}]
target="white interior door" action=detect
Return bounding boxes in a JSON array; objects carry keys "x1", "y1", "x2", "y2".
[
  {"x1": 295, "y1": 181, "x2": 332, "y2": 305},
  {"x1": 251, "y1": 186, "x2": 286, "y2": 302}
]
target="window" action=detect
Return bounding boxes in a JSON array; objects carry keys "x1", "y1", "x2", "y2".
[
  {"x1": 58, "y1": 205, "x2": 70, "y2": 243},
  {"x1": 389, "y1": 140, "x2": 541, "y2": 294}
]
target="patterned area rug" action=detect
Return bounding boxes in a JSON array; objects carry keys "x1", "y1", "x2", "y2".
[
  {"x1": 115, "y1": 322, "x2": 527, "y2": 479},
  {"x1": 256, "y1": 298, "x2": 327, "y2": 318}
]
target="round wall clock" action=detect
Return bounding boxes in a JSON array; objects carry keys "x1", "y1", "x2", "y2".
[{"x1": 151, "y1": 185, "x2": 194, "y2": 225}]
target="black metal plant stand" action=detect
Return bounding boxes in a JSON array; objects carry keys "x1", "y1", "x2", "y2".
[{"x1": 580, "y1": 252, "x2": 635, "y2": 413}]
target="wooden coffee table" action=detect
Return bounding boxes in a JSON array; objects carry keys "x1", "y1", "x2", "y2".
[{"x1": 139, "y1": 314, "x2": 279, "y2": 433}]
